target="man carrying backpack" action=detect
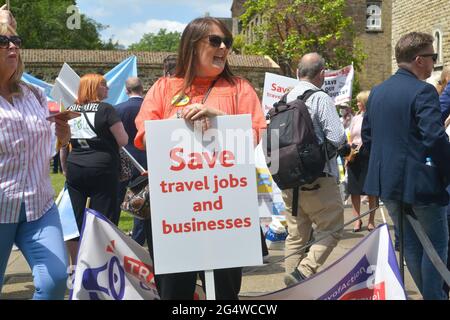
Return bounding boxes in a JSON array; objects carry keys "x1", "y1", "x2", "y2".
[{"x1": 281, "y1": 52, "x2": 346, "y2": 285}]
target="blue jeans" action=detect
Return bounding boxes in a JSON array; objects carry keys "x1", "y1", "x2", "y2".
[
  {"x1": 0, "y1": 204, "x2": 68, "y2": 300},
  {"x1": 383, "y1": 200, "x2": 448, "y2": 300}
]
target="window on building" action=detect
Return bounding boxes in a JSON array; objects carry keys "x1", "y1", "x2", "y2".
[
  {"x1": 366, "y1": 3, "x2": 382, "y2": 31},
  {"x1": 433, "y1": 29, "x2": 443, "y2": 66}
]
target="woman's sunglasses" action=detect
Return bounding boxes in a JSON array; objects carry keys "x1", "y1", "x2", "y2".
[
  {"x1": 207, "y1": 35, "x2": 233, "y2": 49},
  {"x1": 0, "y1": 35, "x2": 22, "y2": 49}
]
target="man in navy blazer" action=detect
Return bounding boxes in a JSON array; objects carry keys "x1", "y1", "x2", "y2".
[
  {"x1": 115, "y1": 77, "x2": 148, "y2": 246},
  {"x1": 362, "y1": 32, "x2": 450, "y2": 300}
]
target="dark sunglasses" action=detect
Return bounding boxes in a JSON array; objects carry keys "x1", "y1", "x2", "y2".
[
  {"x1": 416, "y1": 53, "x2": 438, "y2": 63},
  {"x1": 207, "y1": 35, "x2": 233, "y2": 49},
  {"x1": 0, "y1": 35, "x2": 22, "y2": 49}
]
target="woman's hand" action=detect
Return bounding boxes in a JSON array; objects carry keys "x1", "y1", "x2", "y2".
[
  {"x1": 0, "y1": 5, "x2": 17, "y2": 30},
  {"x1": 181, "y1": 103, "x2": 225, "y2": 132},
  {"x1": 54, "y1": 118, "x2": 71, "y2": 146}
]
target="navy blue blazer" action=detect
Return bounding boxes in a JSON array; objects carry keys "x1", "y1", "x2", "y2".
[
  {"x1": 115, "y1": 97, "x2": 147, "y2": 170},
  {"x1": 362, "y1": 68, "x2": 450, "y2": 206}
]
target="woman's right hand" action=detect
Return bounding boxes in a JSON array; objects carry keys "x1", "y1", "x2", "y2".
[{"x1": 0, "y1": 5, "x2": 17, "y2": 30}]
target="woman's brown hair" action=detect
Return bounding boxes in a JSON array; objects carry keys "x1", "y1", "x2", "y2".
[
  {"x1": 173, "y1": 17, "x2": 235, "y2": 105},
  {"x1": 76, "y1": 74, "x2": 106, "y2": 105}
]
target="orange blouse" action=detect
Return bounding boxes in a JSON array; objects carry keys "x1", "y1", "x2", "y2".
[{"x1": 134, "y1": 76, "x2": 266, "y2": 150}]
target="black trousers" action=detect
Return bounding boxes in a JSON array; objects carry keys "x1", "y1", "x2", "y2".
[
  {"x1": 66, "y1": 162, "x2": 119, "y2": 234},
  {"x1": 155, "y1": 267, "x2": 242, "y2": 300}
]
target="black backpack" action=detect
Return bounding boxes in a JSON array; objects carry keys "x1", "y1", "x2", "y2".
[{"x1": 263, "y1": 89, "x2": 327, "y2": 190}]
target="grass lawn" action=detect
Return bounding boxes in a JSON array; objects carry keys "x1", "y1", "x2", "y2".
[{"x1": 49, "y1": 172, "x2": 134, "y2": 233}]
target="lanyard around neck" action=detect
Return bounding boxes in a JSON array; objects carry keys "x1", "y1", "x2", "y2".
[{"x1": 201, "y1": 79, "x2": 218, "y2": 104}]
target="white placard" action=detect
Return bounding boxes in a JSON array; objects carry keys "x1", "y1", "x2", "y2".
[
  {"x1": 145, "y1": 115, "x2": 263, "y2": 274},
  {"x1": 261, "y1": 72, "x2": 298, "y2": 116},
  {"x1": 261, "y1": 66, "x2": 354, "y2": 115},
  {"x1": 323, "y1": 65, "x2": 354, "y2": 105}
]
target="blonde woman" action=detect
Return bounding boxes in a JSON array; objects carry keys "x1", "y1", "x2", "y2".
[{"x1": 347, "y1": 90, "x2": 377, "y2": 232}]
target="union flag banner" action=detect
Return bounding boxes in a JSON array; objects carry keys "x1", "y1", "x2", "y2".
[{"x1": 241, "y1": 224, "x2": 406, "y2": 300}]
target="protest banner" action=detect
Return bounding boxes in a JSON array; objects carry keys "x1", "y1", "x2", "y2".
[
  {"x1": 261, "y1": 72, "x2": 298, "y2": 116},
  {"x1": 104, "y1": 56, "x2": 137, "y2": 105},
  {"x1": 241, "y1": 224, "x2": 406, "y2": 300},
  {"x1": 262, "y1": 66, "x2": 354, "y2": 115},
  {"x1": 323, "y1": 65, "x2": 354, "y2": 105},
  {"x1": 71, "y1": 209, "x2": 160, "y2": 300},
  {"x1": 145, "y1": 115, "x2": 263, "y2": 275}
]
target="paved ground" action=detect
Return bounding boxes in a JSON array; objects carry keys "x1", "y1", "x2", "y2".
[{"x1": 1, "y1": 202, "x2": 421, "y2": 300}]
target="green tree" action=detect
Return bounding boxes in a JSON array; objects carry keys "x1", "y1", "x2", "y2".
[
  {"x1": 10, "y1": 0, "x2": 119, "y2": 49},
  {"x1": 129, "y1": 29, "x2": 181, "y2": 52},
  {"x1": 241, "y1": 0, "x2": 366, "y2": 77}
]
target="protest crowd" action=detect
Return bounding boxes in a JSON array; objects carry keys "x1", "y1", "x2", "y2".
[{"x1": 0, "y1": 4, "x2": 449, "y2": 301}]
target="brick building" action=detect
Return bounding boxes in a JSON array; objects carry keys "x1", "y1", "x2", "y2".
[
  {"x1": 21, "y1": 50, "x2": 280, "y2": 96},
  {"x1": 392, "y1": 0, "x2": 449, "y2": 84},
  {"x1": 231, "y1": 0, "x2": 392, "y2": 91}
]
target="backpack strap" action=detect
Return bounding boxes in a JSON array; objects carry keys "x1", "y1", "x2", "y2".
[
  {"x1": 273, "y1": 92, "x2": 289, "y2": 109},
  {"x1": 292, "y1": 187, "x2": 299, "y2": 217},
  {"x1": 298, "y1": 89, "x2": 324, "y2": 102}
]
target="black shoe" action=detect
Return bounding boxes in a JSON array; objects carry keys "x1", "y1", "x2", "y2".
[{"x1": 284, "y1": 268, "x2": 307, "y2": 287}]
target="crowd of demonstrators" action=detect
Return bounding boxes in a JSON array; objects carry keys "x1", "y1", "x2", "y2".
[
  {"x1": 282, "y1": 53, "x2": 346, "y2": 286},
  {"x1": 134, "y1": 17, "x2": 266, "y2": 300},
  {"x1": 62, "y1": 74, "x2": 128, "y2": 265},
  {"x1": 0, "y1": 12, "x2": 70, "y2": 299},
  {"x1": 362, "y1": 32, "x2": 450, "y2": 300},
  {"x1": 2, "y1": 4, "x2": 450, "y2": 302},
  {"x1": 346, "y1": 90, "x2": 377, "y2": 232}
]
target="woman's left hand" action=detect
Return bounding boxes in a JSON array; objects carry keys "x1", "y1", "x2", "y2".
[
  {"x1": 54, "y1": 118, "x2": 71, "y2": 146},
  {"x1": 182, "y1": 103, "x2": 225, "y2": 132}
]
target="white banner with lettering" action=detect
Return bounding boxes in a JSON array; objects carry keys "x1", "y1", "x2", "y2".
[
  {"x1": 145, "y1": 115, "x2": 262, "y2": 275},
  {"x1": 261, "y1": 66, "x2": 354, "y2": 115},
  {"x1": 71, "y1": 209, "x2": 159, "y2": 300},
  {"x1": 323, "y1": 65, "x2": 354, "y2": 105},
  {"x1": 241, "y1": 224, "x2": 406, "y2": 300}
]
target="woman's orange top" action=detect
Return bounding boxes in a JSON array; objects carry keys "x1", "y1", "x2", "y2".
[{"x1": 134, "y1": 76, "x2": 266, "y2": 150}]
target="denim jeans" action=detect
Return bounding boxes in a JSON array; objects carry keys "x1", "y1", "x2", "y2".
[
  {"x1": 383, "y1": 200, "x2": 448, "y2": 300},
  {"x1": 0, "y1": 204, "x2": 68, "y2": 300}
]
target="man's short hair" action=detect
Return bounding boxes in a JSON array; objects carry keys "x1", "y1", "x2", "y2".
[
  {"x1": 163, "y1": 54, "x2": 177, "y2": 77},
  {"x1": 395, "y1": 32, "x2": 434, "y2": 64},
  {"x1": 126, "y1": 77, "x2": 143, "y2": 94},
  {"x1": 297, "y1": 53, "x2": 325, "y2": 80}
]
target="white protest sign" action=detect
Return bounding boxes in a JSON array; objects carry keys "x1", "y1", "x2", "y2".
[
  {"x1": 261, "y1": 72, "x2": 298, "y2": 116},
  {"x1": 241, "y1": 224, "x2": 406, "y2": 300},
  {"x1": 145, "y1": 115, "x2": 262, "y2": 275},
  {"x1": 323, "y1": 65, "x2": 354, "y2": 105},
  {"x1": 50, "y1": 63, "x2": 80, "y2": 107}
]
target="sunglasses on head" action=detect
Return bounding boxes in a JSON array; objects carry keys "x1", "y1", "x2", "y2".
[
  {"x1": 207, "y1": 35, "x2": 233, "y2": 49},
  {"x1": 415, "y1": 53, "x2": 438, "y2": 63},
  {"x1": 0, "y1": 35, "x2": 22, "y2": 49}
]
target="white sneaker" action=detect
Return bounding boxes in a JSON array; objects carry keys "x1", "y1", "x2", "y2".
[{"x1": 12, "y1": 244, "x2": 19, "y2": 251}]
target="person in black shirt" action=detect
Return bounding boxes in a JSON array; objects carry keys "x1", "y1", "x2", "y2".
[{"x1": 63, "y1": 74, "x2": 128, "y2": 264}]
